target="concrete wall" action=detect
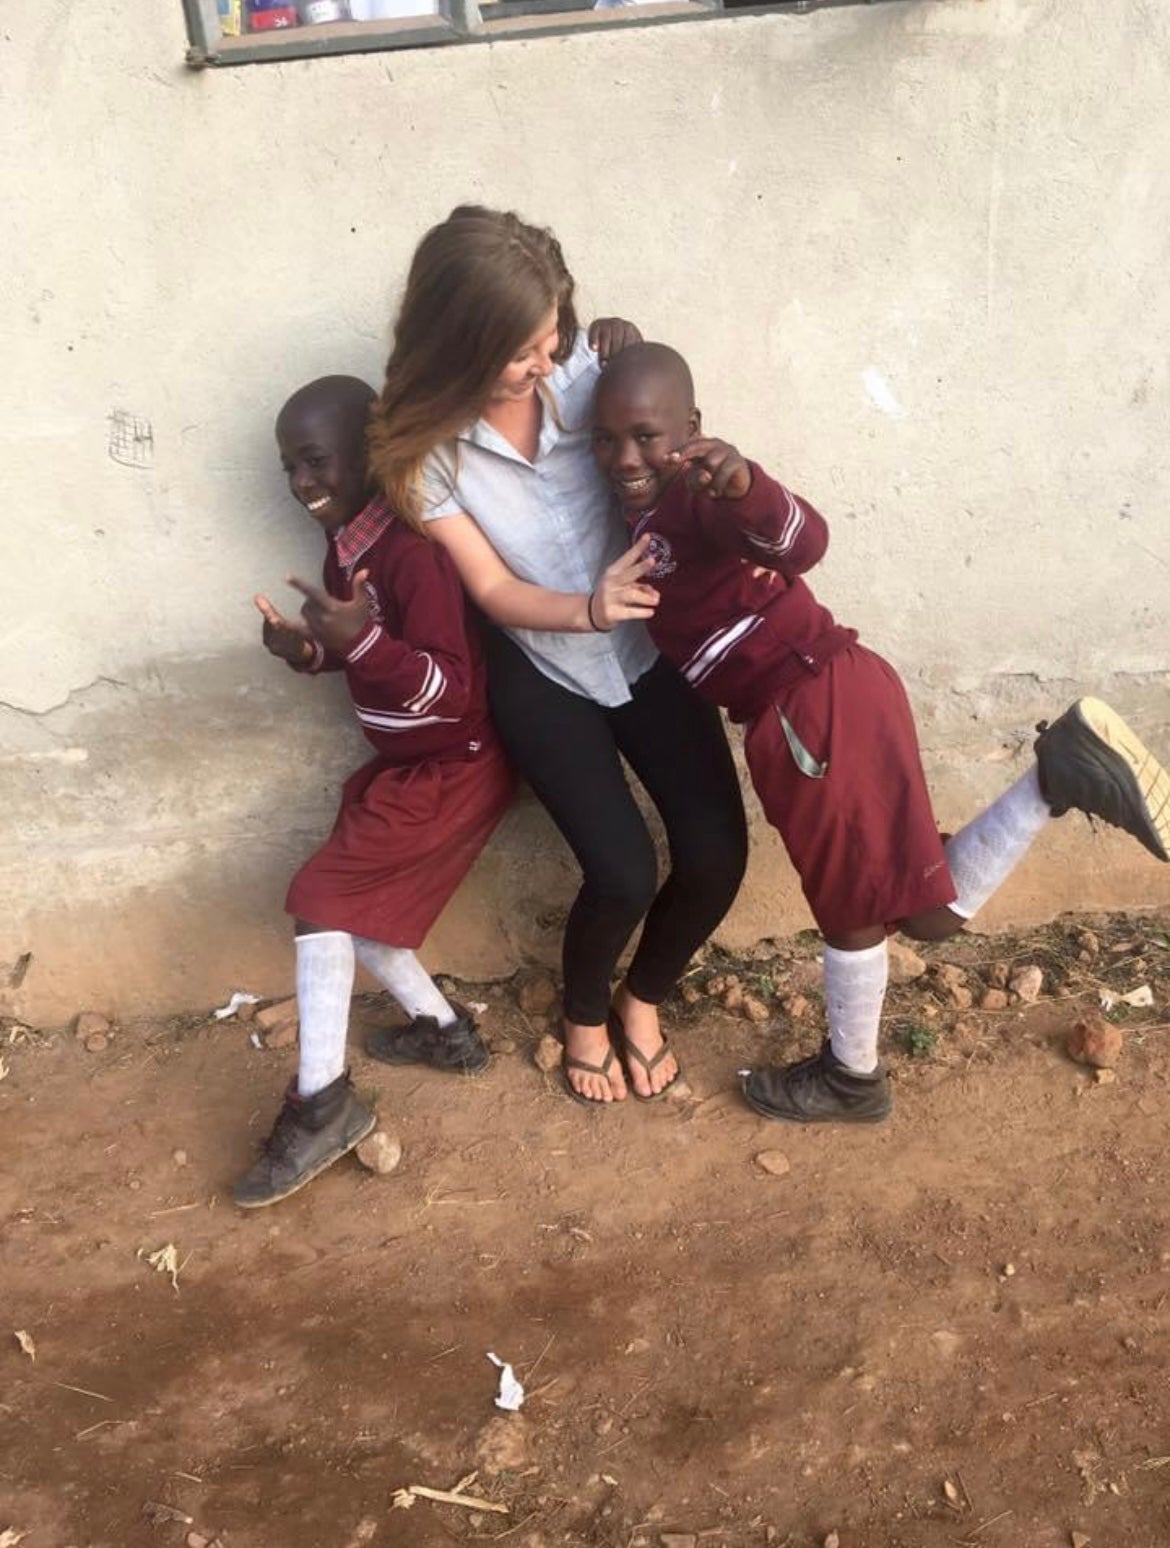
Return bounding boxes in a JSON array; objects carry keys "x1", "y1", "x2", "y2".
[{"x1": 2, "y1": 0, "x2": 1168, "y2": 1024}]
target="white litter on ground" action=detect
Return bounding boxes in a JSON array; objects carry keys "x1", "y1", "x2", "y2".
[
  {"x1": 213, "y1": 992, "x2": 262, "y2": 1020},
  {"x1": 486, "y1": 1352, "x2": 525, "y2": 1411}
]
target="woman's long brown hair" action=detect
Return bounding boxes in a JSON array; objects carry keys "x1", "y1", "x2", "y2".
[{"x1": 368, "y1": 205, "x2": 579, "y2": 529}]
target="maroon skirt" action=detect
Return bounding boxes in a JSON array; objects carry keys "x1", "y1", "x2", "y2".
[
  {"x1": 285, "y1": 741, "x2": 515, "y2": 947},
  {"x1": 744, "y1": 644, "x2": 956, "y2": 935}
]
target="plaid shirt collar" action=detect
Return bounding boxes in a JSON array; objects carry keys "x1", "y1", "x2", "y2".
[{"x1": 333, "y1": 496, "x2": 396, "y2": 571}]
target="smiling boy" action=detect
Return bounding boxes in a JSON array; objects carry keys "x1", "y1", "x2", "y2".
[
  {"x1": 592, "y1": 343, "x2": 1169, "y2": 1125},
  {"x1": 234, "y1": 375, "x2": 514, "y2": 1207}
]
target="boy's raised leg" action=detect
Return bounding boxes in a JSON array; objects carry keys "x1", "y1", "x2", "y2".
[{"x1": 742, "y1": 698, "x2": 1167, "y2": 1128}]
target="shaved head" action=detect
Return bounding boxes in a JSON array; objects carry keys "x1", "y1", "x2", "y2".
[
  {"x1": 595, "y1": 343, "x2": 695, "y2": 413},
  {"x1": 276, "y1": 374, "x2": 376, "y2": 442}
]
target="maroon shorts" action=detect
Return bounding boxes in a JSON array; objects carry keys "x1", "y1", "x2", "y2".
[
  {"x1": 743, "y1": 645, "x2": 956, "y2": 935},
  {"x1": 285, "y1": 741, "x2": 515, "y2": 948}
]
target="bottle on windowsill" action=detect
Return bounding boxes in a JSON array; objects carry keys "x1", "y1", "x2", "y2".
[{"x1": 299, "y1": 0, "x2": 351, "y2": 19}]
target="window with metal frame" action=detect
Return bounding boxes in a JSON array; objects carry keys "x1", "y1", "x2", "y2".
[{"x1": 183, "y1": 0, "x2": 899, "y2": 68}]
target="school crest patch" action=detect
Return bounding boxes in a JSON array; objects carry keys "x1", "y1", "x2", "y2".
[{"x1": 644, "y1": 532, "x2": 677, "y2": 580}]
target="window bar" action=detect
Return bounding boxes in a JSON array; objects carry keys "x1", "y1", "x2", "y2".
[{"x1": 182, "y1": 0, "x2": 223, "y2": 66}]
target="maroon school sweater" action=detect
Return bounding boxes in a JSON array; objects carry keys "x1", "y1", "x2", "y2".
[
  {"x1": 625, "y1": 464, "x2": 856, "y2": 724},
  {"x1": 301, "y1": 504, "x2": 496, "y2": 767}
]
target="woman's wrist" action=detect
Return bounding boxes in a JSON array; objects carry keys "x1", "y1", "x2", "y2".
[{"x1": 586, "y1": 590, "x2": 610, "y2": 633}]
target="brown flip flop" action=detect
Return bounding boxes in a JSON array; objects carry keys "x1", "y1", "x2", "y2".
[
  {"x1": 608, "y1": 1011, "x2": 682, "y2": 1103},
  {"x1": 561, "y1": 1045, "x2": 624, "y2": 1108}
]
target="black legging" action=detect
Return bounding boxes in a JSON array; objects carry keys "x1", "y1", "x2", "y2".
[{"x1": 484, "y1": 629, "x2": 749, "y2": 1025}]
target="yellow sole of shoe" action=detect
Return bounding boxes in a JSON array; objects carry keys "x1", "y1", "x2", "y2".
[{"x1": 1077, "y1": 696, "x2": 1170, "y2": 859}]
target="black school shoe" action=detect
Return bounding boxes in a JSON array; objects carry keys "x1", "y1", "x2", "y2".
[
  {"x1": 741, "y1": 1041, "x2": 892, "y2": 1125},
  {"x1": 364, "y1": 1002, "x2": 490, "y2": 1075},
  {"x1": 1034, "y1": 696, "x2": 1169, "y2": 862},
  {"x1": 233, "y1": 1072, "x2": 376, "y2": 1209}
]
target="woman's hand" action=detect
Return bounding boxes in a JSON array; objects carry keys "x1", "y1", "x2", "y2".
[
  {"x1": 668, "y1": 437, "x2": 753, "y2": 500},
  {"x1": 588, "y1": 317, "x2": 643, "y2": 366},
  {"x1": 285, "y1": 569, "x2": 371, "y2": 654},
  {"x1": 589, "y1": 535, "x2": 660, "y2": 630},
  {"x1": 254, "y1": 594, "x2": 314, "y2": 664}
]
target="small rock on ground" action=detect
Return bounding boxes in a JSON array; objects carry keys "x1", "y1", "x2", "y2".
[
  {"x1": 980, "y1": 988, "x2": 1010, "y2": 1012},
  {"x1": 533, "y1": 1033, "x2": 562, "y2": 1073},
  {"x1": 887, "y1": 940, "x2": 926, "y2": 983},
  {"x1": 1009, "y1": 964, "x2": 1044, "y2": 1003},
  {"x1": 84, "y1": 1032, "x2": 109, "y2": 1054},
  {"x1": 75, "y1": 1011, "x2": 111, "y2": 1040},
  {"x1": 356, "y1": 1130, "x2": 402, "y2": 1175},
  {"x1": 516, "y1": 971, "x2": 559, "y2": 1017},
  {"x1": 755, "y1": 1150, "x2": 791, "y2": 1178},
  {"x1": 1067, "y1": 1014, "x2": 1123, "y2": 1069},
  {"x1": 256, "y1": 997, "x2": 298, "y2": 1030},
  {"x1": 782, "y1": 993, "x2": 811, "y2": 1020},
  {"x1": 741, "y1": 992, "x2": 771, "y2": 1023}
]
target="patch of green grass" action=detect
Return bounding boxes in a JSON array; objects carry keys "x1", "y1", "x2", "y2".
[{"x1": 900, "y1": 1023, "x2": 938, "y2": 1060}]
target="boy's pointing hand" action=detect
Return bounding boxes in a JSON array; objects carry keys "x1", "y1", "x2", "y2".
[
  {"x1": 286, "y1": 570, "x2": 372, "y2": 654},
  {"x1": 669, "y1": 437, "x2": 752, "y2": 500},
  {"x1": 255, "y1": 593, "x2": 314, "y2": 664}
]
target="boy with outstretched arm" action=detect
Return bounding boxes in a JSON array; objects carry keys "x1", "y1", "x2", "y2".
[
  {"x1": 234, "y1": 375, "x2": 514, "y2": 1207},
  {"x1": 591, "y1": 343, "x2": 1169, "y2": 1125}
]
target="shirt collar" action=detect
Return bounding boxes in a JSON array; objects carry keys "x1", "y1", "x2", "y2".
[
  {"x1": 333, "y1": 495, "x2": 395, "y2": 570},
  {"x1": 460, "y1": 386, "x2": 564, "y2": 466}
]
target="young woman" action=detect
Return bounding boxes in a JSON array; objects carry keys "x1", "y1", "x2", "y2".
[{"x1": 368, "y1": 206, "x2": 748, "y2": 1106}]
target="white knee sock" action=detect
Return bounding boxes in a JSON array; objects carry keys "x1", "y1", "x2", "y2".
[
  {"x1": 353, "y1": 938, "x2": 457, "y2": 1026},
  {"x1": 944, "y1": 765, "x2": 1052, "y2": 920},
  {"x1": 824, "y1": 941, "x2": 889, "y2": 1075},
  {"x1": 295, "y1": 930, "x2": 355, "y2": 1098}
]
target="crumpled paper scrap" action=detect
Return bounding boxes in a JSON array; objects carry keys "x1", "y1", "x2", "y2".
[
  {"x1": 486, "y1": 1351, "x2": 525, "y2": 1411},
  {"x1": 1099, "y1": 984, "x2": 1154, "y2": 1011},
  {"x1": 213, "y1": 991, "x2": 262, "y2": 1021}
]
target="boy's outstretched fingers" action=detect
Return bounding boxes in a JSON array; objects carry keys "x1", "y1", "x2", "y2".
[
  {"x1": 669, "y1": 437, "x2": 752, "y2": 499},
  {"x1": 255, "y1": 592, "x2": 313, "y2": 663},
  {"x1": 287, "y1": 570, "x2": 371, "y2": 653},
  {"x1": 255, "y1": 593, "x2": 285, "y2": 625}
]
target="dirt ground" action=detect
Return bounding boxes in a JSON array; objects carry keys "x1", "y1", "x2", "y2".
[{"x1": 3, "y1": 910, "x2": 1170, "y2": 1548}]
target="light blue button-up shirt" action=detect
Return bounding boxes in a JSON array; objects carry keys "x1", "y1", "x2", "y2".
[{"x1": 422, "y1": 331, "x2": 658, "y2": 707}]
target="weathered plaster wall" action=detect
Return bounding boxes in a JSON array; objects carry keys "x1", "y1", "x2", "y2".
[{"x1": 2, "y1": 0, "x2": 1167, "y2": 1023}]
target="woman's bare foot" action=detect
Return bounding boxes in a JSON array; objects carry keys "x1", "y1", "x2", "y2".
[
  {"x1": 563, "y1": 1020, "x2": 628, "y2": 1103},
  {"x1": 612, "y1": 986, "x2": 679, "y2": 1098}
]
